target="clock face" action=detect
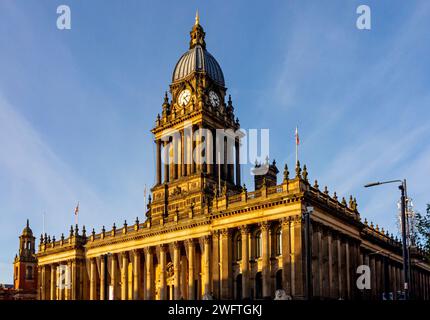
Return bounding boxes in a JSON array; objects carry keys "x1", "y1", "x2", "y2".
[
  {"x1": 209, "y1": 91, "x2": 220, "y2": 107},
  {"x1": 178, "y1": 89, "x2": 191, "y2": 106}
]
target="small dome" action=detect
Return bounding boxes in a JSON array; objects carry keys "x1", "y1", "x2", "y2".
[
  {"x1": 22, "y1": 219, "x2": 33, "y2": 236},
  {"x1": 172, "y1": 45, "x2": 225, "y2": 87}
]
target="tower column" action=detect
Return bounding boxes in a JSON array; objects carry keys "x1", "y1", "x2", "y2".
[
  {"x1": 240, "y1": 225, "x2": 250, "y2": 299},
  {"x1": 181, "y1": 130, "x2": 186, "y2": 177},
  {"x1": 156, "y1": 140, "x2": 162, "y2": 185},
  {"x1": 163, "y1": 141, "x2": 170, "y2": 183},
  {"x1": 261, "y1": 222, "x2": 271, "y2": 298},
  {"x1": 235, "y1": 138, "x2": 241, "y2": 186},
  {"x1": 159, "y1": 245, "x2": 167, "y2": 300},
  {"x1": 187, "y1": 239, "x2": 196, "y2": 300},
  {"x1": 173, "y1": 242, "x2": 181, "y2": 299}
]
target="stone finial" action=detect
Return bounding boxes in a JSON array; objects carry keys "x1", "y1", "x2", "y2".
[
  {"x1": 82, "y1": 225, "x2": 86, "y2": 238},
  {"x1": 61, "y1": 233, "x2": 64, "y2": 242},
  {"x1": 364, "y1": 218, "x2": 368, "y2": 225},
  {"x1": 242, "y1": 184, "x2": 247, "y2": 193},
  {"x1": 333, "y1": 192, "x2": 338, "y2": 201},
  {"x1": 370, "y1": 221, "x2": 374, "y2": 229},
  {"x1": 69, "y1": 226, "x2": 74, "y2": 237},
  {"x1": 92, "y1": 228, "x2": 96, "y2": 238},
  {"x1": 123, "y1": 220, "x2": 127, "y2": 229},
  {"x1": 341, "y1": 197, "x2": 347, "y2": 206},
  {"x1": 135, "y1": 217, "x2": 139, "y2": 226},
  {"x1": 75, "y1": 224, "x2": 79, "y2": 236},
  {"x1": 302, "y1": 164, "x2": 308, "y2": 182},
  {"x1": 314, "y1": 180, "x2": 319, "y2": 189},
  {"x1": 52, "y1": 236, "x2": 56, "y2": 243},
  {"x1": 376, "y1": 224, "x2": 379, "y2": 232},
  {"x1": 295, "y1": 160, "x2": 301, "y2": 178},
  {"x1": 283, "y1": 164, "x2": 289, "y2": 182},
  {"x1": 47, "y1": 236, "x2": 51, "y2": 243},
  {"x1": 40, "y1": 234, "x2": 43, "y2": 243},
  {"x1": 324, "y1": 186, "x2": 329, "y2": 195}
]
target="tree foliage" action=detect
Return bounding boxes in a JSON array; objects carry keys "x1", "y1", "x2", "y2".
[{"x1": 416, "y1": 204, "x2": 430, "y2": 255}]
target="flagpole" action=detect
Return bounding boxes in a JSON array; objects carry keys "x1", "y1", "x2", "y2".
[{"x1": 296, "y1": 140, "x2": 298, "y2": 165}]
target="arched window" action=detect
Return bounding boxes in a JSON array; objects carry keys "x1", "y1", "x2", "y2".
[
  {"x1": 26, "y1": 266, "x2": 33, "y2": 280},
  {"x1": 276, "y1": 228, "x2": 282, "y2": 256},
  {"x1": 255, "y1": 231, "x2": 262, "y2": 258},
  {"x1": 235, "y1": 234, "x2": 242, "y2": 261}
]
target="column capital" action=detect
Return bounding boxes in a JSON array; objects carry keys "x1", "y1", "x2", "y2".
[
  {"x1": 160, "y1": 244, "x2": 169, "y2": 252},
  {"x1": 203, "y1": 235, "x2": 212, "y2": 244},
  {"x1": 185, "y1": 238, "x2": 196, "y2": 247},
  {"x1": 144, "y1": 247, "x2": 154, "y2": 255},
  {"x1": 239, "y1": 225, "x2": 250, "y2": 235},
  {"x1": 220, "y1": 228, "x2": 232, "y2": 238},
  {"x1": 173, "y1": 241, "x2": 182, "y2": 250},
  {"x1": 212, "y1": 230, "x2": 220, "y2": 239},
  {"x1": 281, "y1": 217, "x2": 291, "y2": 227},
  {"x1": 259, "y1": 221, "x2": 271, "y2": 231}
]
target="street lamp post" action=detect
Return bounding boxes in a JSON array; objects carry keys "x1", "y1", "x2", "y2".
[{"x1": 364, "y1": 179, "x2": 409, "y2": 300}]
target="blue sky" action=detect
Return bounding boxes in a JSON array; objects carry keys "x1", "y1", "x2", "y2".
[{"x1": 1, "y1": 0, "x2": 429, "y2": 284}]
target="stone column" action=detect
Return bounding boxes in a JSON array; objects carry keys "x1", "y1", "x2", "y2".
[
  {"x1": 163, "y1": 141, "x2": 169, "y2": 183},
  {"x1": 181, "y1": 130, "x2": 186, "y2": 177},
  {"x1": 187, "y1": 239, "x2": 196, "y2": 300},
  {"x1": 110, "y1": 254, "x2": 118, "y2": 300},
  {"x1": 64, "y1": 262, "x2": 71, "y2": 300},
  {"x1": 121, "y1": 252, "x2": 129, "y2": 300},
  {"x1": 327, "y1": 231, "x2": 334, "y2": 298},
  {"x1": 337, "y1": 238, "x2": 343, "y2": 299},
  {"x1": 240, "y1": 226, "x2": 250, "y2": 298},
  {"x1": 212, "y1": 231, "x2": 220, "y2": 299},
  {"x1": 281, "y1": 218, "x2": 291, "y2": 295},
  {"x1": 321, "y1": 230, "x2": 330, "y2": 298},
  {"x1": 173, "y1": 242, "x2": 181, "y2": 299},
  {"x1": 191, "y1": 126, "x2": 196, "y2": 174},
  {"x1": 145, "y1": 248, "x2": 154, "y2": 299},
  {"x1": 220, "y1": 229, "x2": 232, "y2": 299},
  {"x1": 261, "y1": 222, "x2": 271, "y2": 298},
  {"x1": 292, "y1": 216, "x2": 304, "y2": 297},
  {"x1": 235, "y1": 139, "x2": 241, "y2": 186},
  {"x1": 90, "y1": 258, "x2": 97, "y2": 300},
  {"x1": 132, "y1": 250, "x2": 141, "y2": 300},
  {"x1": 345, "y1": 241, "x2": 351, "y2": 299},
  {"x1": 71, "y1": 260, "x2": 78, "y2": 300},
  {"x1": 160, "y1": 245, "x2": 167, "y2": 300},
  {"x1": 50, "y1": 264, "x2": 56, "y2": 300},
  {"x1": 203, "y1": 236, "x2": 211, "y2": 295},
  {"x1": 100, "y1": 256, "x2": 106, "y2": 300},
  {"x1": 156, "y1": 140, "x2": 161, "y2": 184}
]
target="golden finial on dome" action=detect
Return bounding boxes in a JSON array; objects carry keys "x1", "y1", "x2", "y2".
[{"x1": 195, "y1": 9, "x2": 200, "y2": 25}]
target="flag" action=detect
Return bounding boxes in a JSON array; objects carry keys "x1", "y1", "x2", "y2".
[
  {"x1": 295, "y1": 126, "x2": 300, "y2": 145},
  {"x1": 74, "y1": 202, "x2": 79, "y2": 216}
]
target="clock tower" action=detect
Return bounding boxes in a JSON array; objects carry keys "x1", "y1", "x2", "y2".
[{"x1": 149, "y1": 12, "x2": 242, "y2": 225}]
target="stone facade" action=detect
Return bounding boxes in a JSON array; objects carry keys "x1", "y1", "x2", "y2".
[{"x1": 35, "y1": 15, "x2": 430, "y2": 300}]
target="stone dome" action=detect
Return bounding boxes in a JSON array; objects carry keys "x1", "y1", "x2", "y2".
[{"x1": 172, "y1": 45, "x2": 225, "y2": 87}]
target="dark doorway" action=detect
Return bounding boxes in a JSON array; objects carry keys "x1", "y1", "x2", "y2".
[
  {"x1": 255, "y1": 272, "x2": 263, "y2": 299},
  {"x1": 236, "y1": 274, "x2": 243, "y2": 300},
  {"x1": 276, "y1": 269, "x2": 283, "y2": 290}
]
